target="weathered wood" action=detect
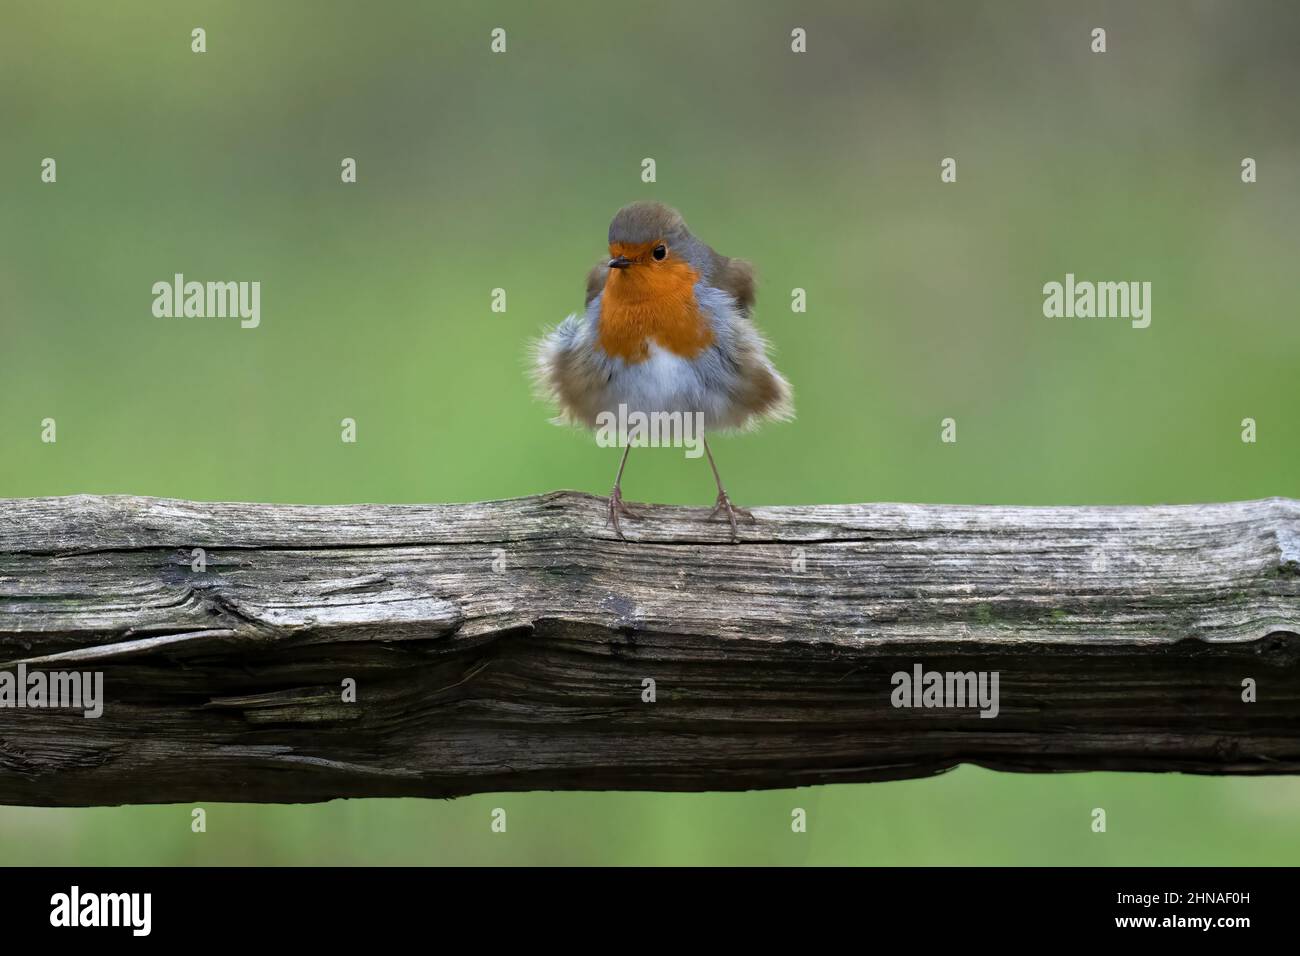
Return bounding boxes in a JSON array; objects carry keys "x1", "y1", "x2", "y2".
[{"x1": 0, "y1": 492, "x2": 1297, "y2": 806}]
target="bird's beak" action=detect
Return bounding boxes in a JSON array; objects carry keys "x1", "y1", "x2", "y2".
[{"x1": 608, "y1": 255, "x2": 632, "y2": 269}]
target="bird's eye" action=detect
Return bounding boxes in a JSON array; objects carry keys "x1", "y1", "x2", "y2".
[{"x1": 652, "y1": 244, "x2": 667, "y2": 261}]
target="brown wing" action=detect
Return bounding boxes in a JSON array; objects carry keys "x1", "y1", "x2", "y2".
[
  {"x1": 711, "y1": 254, "x2": 757, "y2": 316},
  {"x1": 584, "y1": 259, "x2": 608, "y2": 306}
]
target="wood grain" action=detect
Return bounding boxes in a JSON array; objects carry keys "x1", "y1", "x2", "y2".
[{"x1": 0, "y1": 492, "x2": 1297, "y2": 806}]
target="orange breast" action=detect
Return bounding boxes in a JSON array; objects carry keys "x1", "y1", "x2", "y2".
[{"x1": 598, "y1": 242, "x2": 714, "y2": 363}]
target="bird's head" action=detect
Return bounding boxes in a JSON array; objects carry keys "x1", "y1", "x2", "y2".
[
  {"x1": 596, "y1": 202, "x2": 720, "y2": 359},
  {"x1": 604, "y1": 202, "x2": 708, "y2": 287}
]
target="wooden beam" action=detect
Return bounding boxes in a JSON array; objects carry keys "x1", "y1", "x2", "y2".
[{"x1": 0, "y1": 492, "x2": 1297, "y2": 806}]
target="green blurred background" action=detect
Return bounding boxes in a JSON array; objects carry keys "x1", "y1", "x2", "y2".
[{"x1": 2, "y1": 0, "x2": 1298, "y2": 864}]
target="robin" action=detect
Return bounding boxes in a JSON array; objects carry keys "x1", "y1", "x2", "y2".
[{"x1": 534, "y1": 201, "x2": 793, "y2": 541}]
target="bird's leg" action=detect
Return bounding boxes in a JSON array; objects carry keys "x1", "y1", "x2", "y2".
[
  {"x1": 606, "y1": 443, "x2": 639, "y2": 540},
  {"x1": 703, "y1": 436, "x2": 754, "y2": 542}
]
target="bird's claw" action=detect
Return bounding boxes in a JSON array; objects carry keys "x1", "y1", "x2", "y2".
[
  {"x1": 708, "y1": 491, "x2": 755, "y2": 542},
  {"x1": 606, "y1": 486, "x2": 639, "y2": 540}
]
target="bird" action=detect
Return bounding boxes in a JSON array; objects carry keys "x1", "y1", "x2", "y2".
[{"x1": 533, "y1": 201, "x2": 793, "y2": 541}]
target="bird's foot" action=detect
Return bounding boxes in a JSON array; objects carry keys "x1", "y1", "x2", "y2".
[
  {"x1": 708, "y1": 491, "x2": 755, "y2": 542},
  {"x1": 605, "y1": 485, "x2": 640, "y2": 540}
]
